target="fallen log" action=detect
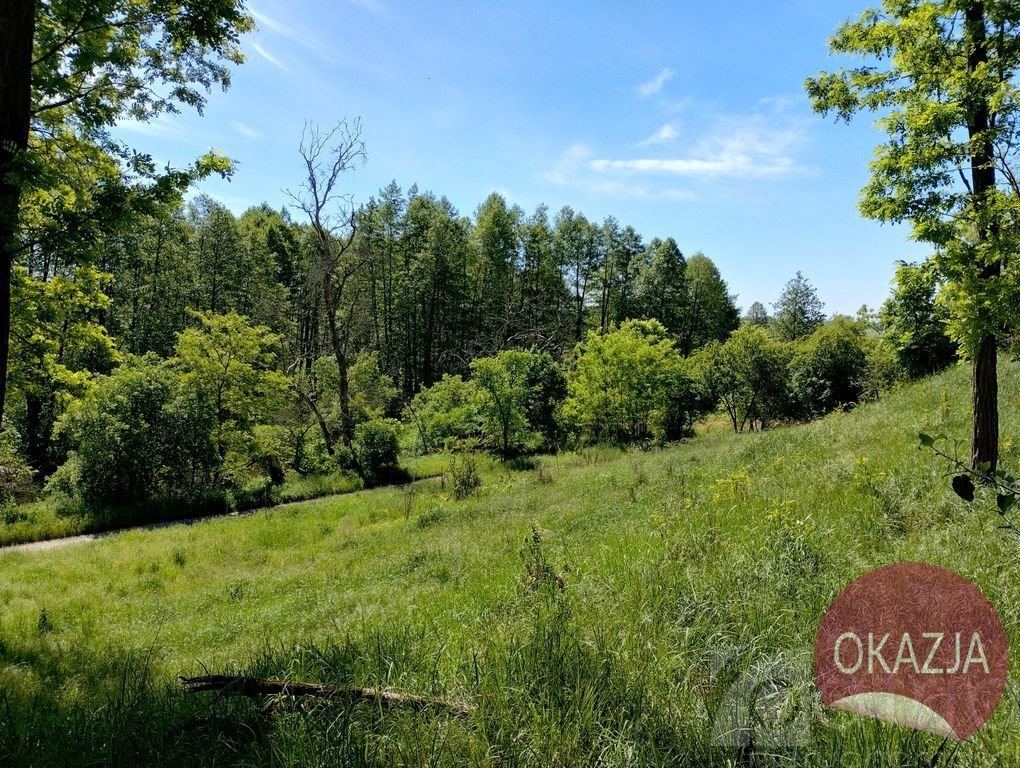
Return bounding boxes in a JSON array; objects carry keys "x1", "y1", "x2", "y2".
[{"x1": 180, "y1": 675, "x2": 474, "y2": 717}]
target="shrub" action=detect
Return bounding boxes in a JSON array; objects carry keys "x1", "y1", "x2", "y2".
[
  {"x1": 695, "y1": 325, "x2": 793, "y2": 432},
  {"x1": 0, "y1": 429, "x2": 35, "y2": 509},
  {"x1": 563, "y1": 319, "x2": 701, "y2": 444},
  {"x1": 51, "y1": 355, "x2": 219, "y2": 514},
  {"x1": 449, "y1": 452, "x2": 481, "y2": 500},
  {"x1": 404, "y1": 374, "x2": 480, "y2": 454},
  {"x1": 352, "y1": 418, "x2": 402, "y2": 486},
  {"x1": 519, "y1": 351, "x2": 568, "y2": 451},
  {"x1": 176, "y1": 310, "x2": 290, "y2": 485},
  {"x1": 349, "y1": 351, "x2": 399, "y2": 422},
  {"x1": 862, "y1": 334, "x2": 905, "y2": 397},
  {"x1": 471, "y1": 350, "x2": 562, "y2": 459},
  {"x1": 790, "y1": 318, "x2": 871, "y2": 416}
]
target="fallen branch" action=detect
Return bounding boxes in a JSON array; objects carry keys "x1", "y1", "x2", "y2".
[{"x1": 180, "y1": 675, "x2": 474, "y2": 717}]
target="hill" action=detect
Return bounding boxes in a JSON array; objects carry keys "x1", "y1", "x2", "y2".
[{"x1": 1, "y1": 362, "x2": 1018, "y2": 766}]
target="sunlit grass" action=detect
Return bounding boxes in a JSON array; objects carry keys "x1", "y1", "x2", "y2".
[{"x1": 1, "y1": 363, "x2": 1018, "y2": 765}]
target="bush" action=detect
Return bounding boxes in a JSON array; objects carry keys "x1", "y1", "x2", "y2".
[
  {"x1": 0, "y1": 429, "x2": 35, "y2": 509},
  {"x1": 51, "y1": 355, "x2": 219, "y2": 514},
  {"x1": 471, "y1": 350, "x2": 562, "y2": 459},
  {"x1": 404, "y1": 374, "x2": 481, "y2": 454},
  {"x1": 449, "y1": 452, "x2": 481, "y2": 500},
  {"x1": 790, "y1": 318, "x2": 871, "y2": 416},
  {"x1": 862, "y1": 334, "x2": 905, "y2": 397},
  {"x1": 694, "y1": 325, "x2": 793, "y2": 432},
  {"x1": 352, "y1": 418, "x2": 402, "y2": 486},
  {"x1": 518, "y1": 351, "x2": 568, "y2": 451},
  {"x1": 176, "y1": 311, "x2": 290, "y2": 486},
  {"x1": 349, "y1": 351, "x2": 399, "y2": 422},
  {"x1": 563, "y1": 319, "x2": 701, "y2": 444}
]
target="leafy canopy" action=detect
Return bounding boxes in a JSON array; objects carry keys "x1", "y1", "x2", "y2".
[
  {"x1": 563, "y1": 319, "x2": 699, "y2": 444},
  {"x1": 805, "y1": 1, "x2": 1020, "y2": 350}
]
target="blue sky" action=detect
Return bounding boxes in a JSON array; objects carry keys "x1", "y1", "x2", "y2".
[{"x1": 117, "y1": 0, "x2": 930, "y2": 315}]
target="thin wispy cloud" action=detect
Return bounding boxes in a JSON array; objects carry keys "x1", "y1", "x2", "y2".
[
  {"x1": 347, "y1": 0, "x2": 385, "y2": 14},
  {"x1": 249, "y1": 7, "x2": 291, "y2": 35},
  {"x1": 638, "y1": 68, "x2": 674, "y2": 99},
  {"x1": 547, "y1": 102, "x2": 813, "y2": 199},
  {"x1": 251, "y1": 41, "x2": 290, "y2": 72},
  {"x1": 232, "y1": 121, "x2": 261, "y2": 140},
  {"x1": 545, "y1": 143, "x2": 694, "y2": 200},
  {"x1": 249, "y1": 5, "x2": 333, "y2": 62},
  {"x1": 592, "y1": 126, "x2": 807, "y2": 179},
  {"x1": 638, "y1": 123, "x2": 679, "y2": 146}
]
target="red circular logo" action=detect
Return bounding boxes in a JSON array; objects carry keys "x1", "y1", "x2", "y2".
[{"x1": 815, "y1": 563, "x2": 1007, "y2": 740}]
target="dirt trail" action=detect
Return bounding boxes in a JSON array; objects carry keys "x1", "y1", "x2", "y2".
[{"x1": 0, "y1": 476, "x2": 440, "y2": 556}]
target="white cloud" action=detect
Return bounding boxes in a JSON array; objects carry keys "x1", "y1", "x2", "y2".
[
  {"x1": 545, "y1": 143, "x2": 694, "y2": 200},
  {"x1": 638, "y1": 68, "x2": 675, "y2": 99},
  {"x1": 591, "y1": 127, "x2": 806, "y2": 179},
  {"x1": 232, "y1": 121, "x2": 261, "y2": 140},
  {"x1": 546, "y1": 100, "x2": 814, "y2": 199},
  {"x1": 251, "y1": 41, "x2": 290, "y2": 71},
  {"x1": 638, "y1": 123, "x2": 679, "y2": 146},
  {"x1": 249, "y1": 5, "x2": 335, "y2": 61},
  {"x1": 249, "y1": 7, "x2": 291, "y2": 35}
]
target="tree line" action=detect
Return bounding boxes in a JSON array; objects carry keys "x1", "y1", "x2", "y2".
[
  {"x1": 0, "y1": 164, "x2": 959, "y2": 523},
  {"x1": 0, "y1": 0, "x2": 1003, "y2": 527}
]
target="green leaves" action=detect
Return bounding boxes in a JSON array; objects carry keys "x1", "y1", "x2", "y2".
[
  {"x1": 996, "y1": 493, "x2": 1017, "y2": 515},
  {"x1": 806, "y1": 0, "x2": 1020, "y2": 370},
  {"x1": 952, "y1": 474, "x2": 976, "y2": 502},
  {"x1": 917, "y1": 431, "x2": 947, "y2": 449},
  {"x1": 563, "y1": 319, "x2": 700, "y2": 444}
]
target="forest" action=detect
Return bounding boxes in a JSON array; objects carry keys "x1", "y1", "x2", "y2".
[
  {"x1": 0, "y1": 156, "x2": 958, "y2": 537},
  {"x1": 0, "y1": 1, "x2": 977, "y2": 539}
]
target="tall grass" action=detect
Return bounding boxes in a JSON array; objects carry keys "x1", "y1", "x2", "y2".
[{"x1": 0, "y1": 364, "x2": 1018, "y2": 765}]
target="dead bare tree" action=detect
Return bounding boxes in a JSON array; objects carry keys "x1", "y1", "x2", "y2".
[{"x1": 288, "y1": 119, "x2": 366, "y2": 447}]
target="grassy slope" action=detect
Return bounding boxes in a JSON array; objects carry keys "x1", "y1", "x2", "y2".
[
  {"x1": 1, "y1": 363, "x2": 1019, "y2": 766},
  {"x1": 0, "y1": 452, "x2": 453, "y2": 548}
]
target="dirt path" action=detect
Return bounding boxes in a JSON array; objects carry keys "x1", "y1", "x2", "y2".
[{"x1": 0, "y1": 476, "x2": 441, "y2": 556}]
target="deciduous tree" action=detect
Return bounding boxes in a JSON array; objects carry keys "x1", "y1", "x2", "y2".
[
  {"x1": 0, "y1": 0, "x2": 252, "y2": 429},
  {"x1": 291, "y1": 120, "x2": 367, "y2": 447},
  {"x1": 806, "y1": 0, "x2": 1020, "y2": 473}
]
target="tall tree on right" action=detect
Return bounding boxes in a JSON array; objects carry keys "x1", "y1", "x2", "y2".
[{"x1": 806, "y1": 1, "x2": 1020, "y2": 474}]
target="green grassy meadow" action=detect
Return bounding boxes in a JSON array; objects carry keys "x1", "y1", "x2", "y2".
[
  {"x1": 0, "y1": 452, "x2": 453, "y2": 549},
  {"x1": 1, "y1": 363, "x2": 1019, "y2": 766}
]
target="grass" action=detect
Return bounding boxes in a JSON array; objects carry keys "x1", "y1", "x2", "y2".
[
  {"x1": 1, "y1": 364, "x2": 1019, "y2": 765},
  {"x1": 0, "y1": 453, "x2": 454, "y2": 548}
]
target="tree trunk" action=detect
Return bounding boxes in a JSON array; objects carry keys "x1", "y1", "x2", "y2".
[
  {"x1": 965, "y1": 2, "x2": 999, "y2": 475},
  {"x1": 322, "y1": 271, "x2": 354, "y2": 447},
  {"x1": 291, "y1": 381, "x2": 335, "y2": 457},
  {"x1": 972, "y1": 332, "x2": 998, "y2": 473},
  {"x1": 0, "y1": 0, "x2": 37, "y2": 431}
]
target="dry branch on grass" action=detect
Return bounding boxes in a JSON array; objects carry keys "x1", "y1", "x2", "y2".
[{"x1": 180, "y1": 674, "x2": 474, "y2": 717}]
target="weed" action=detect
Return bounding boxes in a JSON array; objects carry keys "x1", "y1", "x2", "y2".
[
  {"x1": 449, "y1": 453, "x2": 481, "y2": 500},
  {"x1": 520, "y1": 524, "x2": 564, "y2": 593}
]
